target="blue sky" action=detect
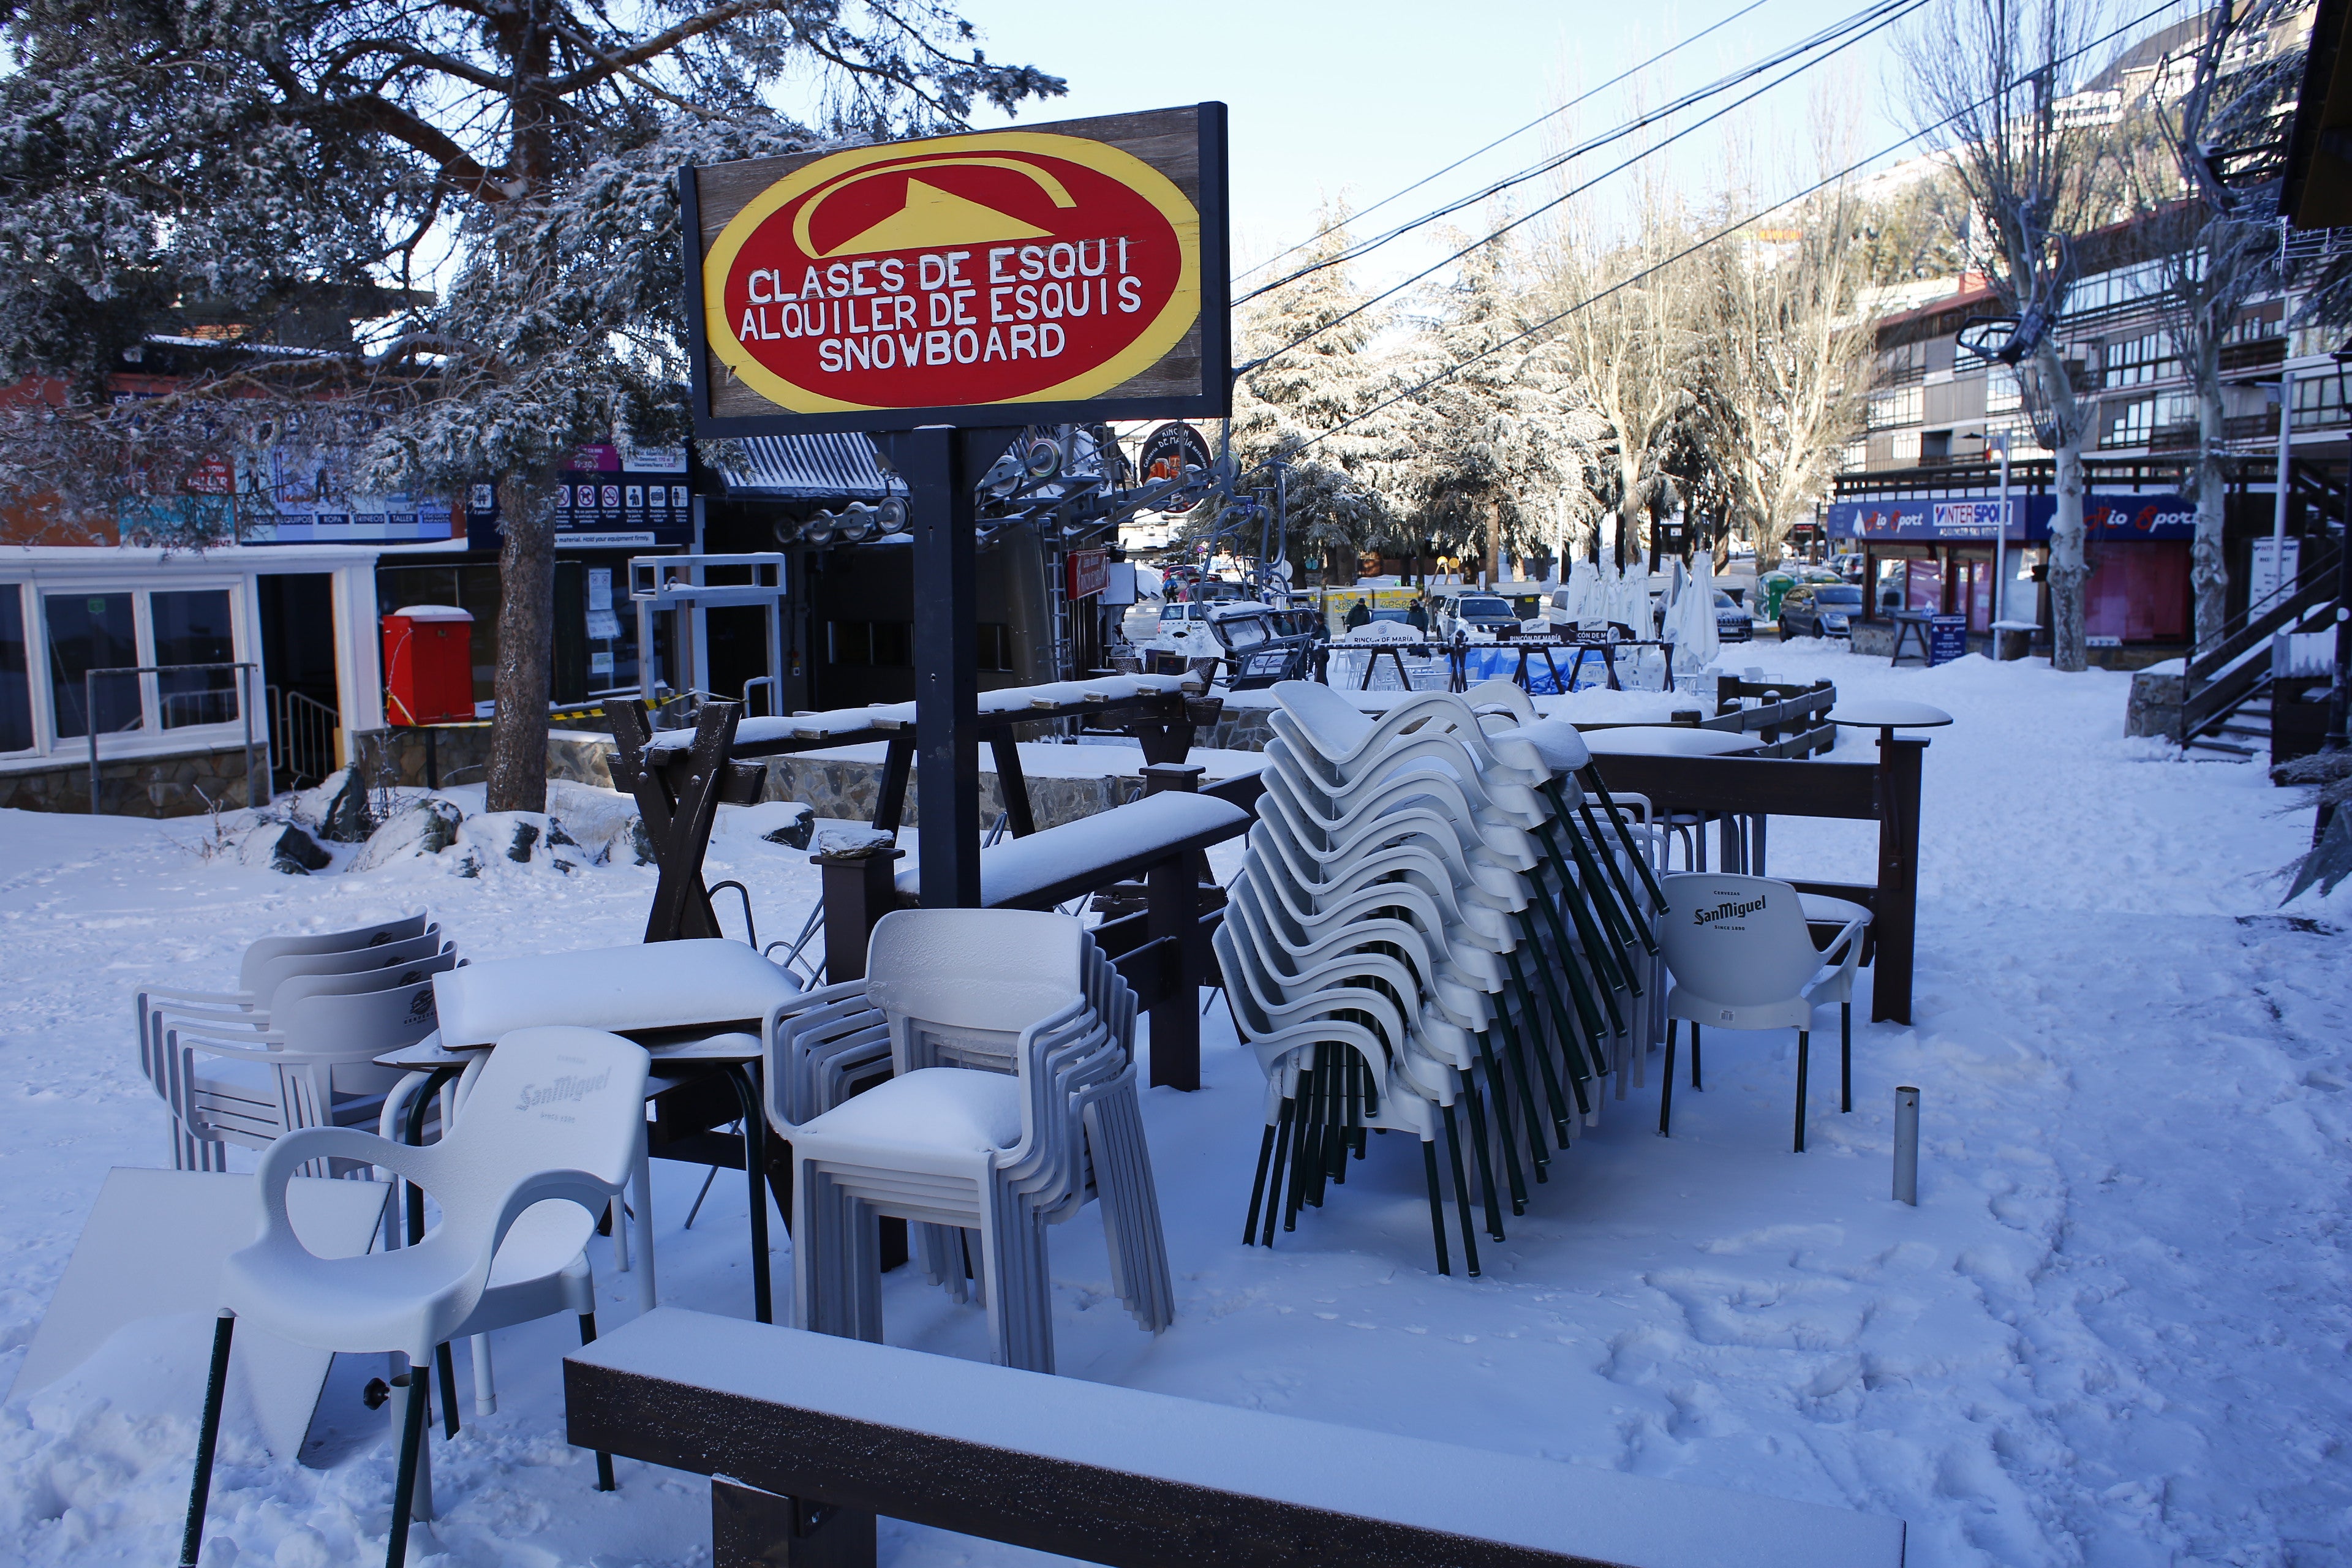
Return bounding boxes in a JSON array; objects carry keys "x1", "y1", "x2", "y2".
[{"x1": 960, "y1": 0, "x2": 1929, "y2": 290}]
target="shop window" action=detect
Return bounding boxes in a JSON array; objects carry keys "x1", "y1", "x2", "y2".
[
  {"x1": 152, "y1": 589, "x2": 239, "y2": 728},
  {"x1": 827, "y1": 620, "x2": 911, "y2": 668},
  {"x1": 977, "y1": 624, "x2": 1014, "y2": 672},
  {"x1": 0, "y1": 587, "x2": 31, "y2": 752},
  {"x1": 46, "y1": 592, "x2": 141, "y2": 739},
  {"x1": 1905, "y1": 559, "x2": 1943, "y2": 613}
]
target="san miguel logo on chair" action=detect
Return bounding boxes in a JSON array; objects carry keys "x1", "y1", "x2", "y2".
[{"x1": 704, "y1": 132, "x2": 1200, "y2": 413}]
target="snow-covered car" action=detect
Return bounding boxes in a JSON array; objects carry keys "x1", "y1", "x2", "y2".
[{"x1": 1777, "y1": 582, "x2": 1864, "y2": 640}]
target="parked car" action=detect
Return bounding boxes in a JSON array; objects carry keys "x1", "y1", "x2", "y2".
[
  {"x1": 1440, "y1": 594, "x2": 1523, "y2": 636},
  {"x1": 1652, "y1": 589, "x2": 1755, "y2": 644},
  {"x1": 1778, "y1": 582, "x2": 1865, "y2": 641}
]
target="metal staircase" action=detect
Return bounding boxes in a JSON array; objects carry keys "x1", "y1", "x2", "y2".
[{"x1": 2179, "y1": 536, "x2": 2342, "y2": 757}]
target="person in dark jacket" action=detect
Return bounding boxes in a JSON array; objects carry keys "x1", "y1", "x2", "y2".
[
  {"x1": 1406, "y1": 598, "x2": 1430, "y2": 633},
  {"x1": 1344, "y1": 598, "x2": 1371, "y2": 630}
]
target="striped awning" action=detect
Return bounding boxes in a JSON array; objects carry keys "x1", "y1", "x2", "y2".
[{"x1": 722, "y1": 434, "x2": 903, "y2": 500}]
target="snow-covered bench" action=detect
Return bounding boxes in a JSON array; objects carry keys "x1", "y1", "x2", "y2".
[{"x1": 566, "y1": 1307, "x2": 1909, "y2": 1568}]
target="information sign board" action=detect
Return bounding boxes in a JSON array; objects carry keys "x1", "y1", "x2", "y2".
[
  {"x1": 1927, "y1": 613, "x2": 1969, "y2": 666},
  {"x1": 682, "y1": 105, "x2": 1229, "y2": 435}
]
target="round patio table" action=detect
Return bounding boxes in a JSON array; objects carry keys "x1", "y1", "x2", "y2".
[{"x1": 1824, "y1": 698, "x2": 1954, "y2": 744}]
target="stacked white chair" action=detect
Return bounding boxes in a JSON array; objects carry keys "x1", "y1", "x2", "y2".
[
  {"x1": 1218, "y1": 680, "x2": 1660, "y2": 1274},
  {"x1": 135, "y1": 913, "x2": 450, "y2": 1169},
  {"x1": 158, "y1": 967, "x2": 454, "y2": 1174},
  {"x1": 775, "y1": 909, "x2": 1170, "y2": 1374}
]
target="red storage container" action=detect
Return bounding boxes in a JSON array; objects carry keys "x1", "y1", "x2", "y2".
[{"x1": 382, "y1": 605, "x2": 475, "y2": 725}]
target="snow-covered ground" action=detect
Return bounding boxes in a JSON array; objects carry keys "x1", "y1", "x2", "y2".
[{"x1": 2, "y1": 645, "x2": 2347, "y2": 1567}]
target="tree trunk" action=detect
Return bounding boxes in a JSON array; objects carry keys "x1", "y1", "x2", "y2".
[
  {"x1": 2192, "y1": 372, "x2": 2229, "y2": 648},
  {"x1": 486, "y1": 474, "x2": 554, "y2": 813},
  {"x1": 2048, "y1": 439, "x2": 2089, "y2": 672}
]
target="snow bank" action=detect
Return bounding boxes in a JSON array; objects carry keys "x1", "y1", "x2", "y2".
[{"x1": 1, "y1": 645, "x2": 2348, "y2": 1566}]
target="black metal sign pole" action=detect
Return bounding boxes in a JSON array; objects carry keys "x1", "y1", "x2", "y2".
[{"x1": 880, "y1": 427, "x2": 1022, "y2": 908}]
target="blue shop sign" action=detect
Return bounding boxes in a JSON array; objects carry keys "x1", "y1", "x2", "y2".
[{"x1": 1828, "y1": 492, "x2": 2194, "y2": 543}]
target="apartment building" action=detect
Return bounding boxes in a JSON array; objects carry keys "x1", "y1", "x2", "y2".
[{"x1": 1830, "y1": 213, "x2": 2342, "y2": 658}]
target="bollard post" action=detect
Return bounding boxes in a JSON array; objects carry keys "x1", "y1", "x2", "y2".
[{"x1": 1893, "y1": 1086, "x2": 1920, "y2": 1205}]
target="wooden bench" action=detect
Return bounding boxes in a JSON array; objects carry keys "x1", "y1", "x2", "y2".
[{"x1": 566, "y1": 1308, "x2": 1908, "y2": 1568}]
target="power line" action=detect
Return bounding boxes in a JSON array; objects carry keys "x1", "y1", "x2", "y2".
[
  {"x1": 1234, "y1": 0, "x2": 2181, "y2": 494},
  {"x1": 1232, "y1": 0, "x2": 1778, "y2": 285},
  {"x1": 1234, "y1": 0, "x2": 1926, "y2": 307},
  {"x1": 1237, "y1": 0, "x2": 1922, "y2": 370}
]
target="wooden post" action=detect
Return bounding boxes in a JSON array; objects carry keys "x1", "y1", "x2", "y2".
[
  {"x1": 813, "y1": 844, "x2": 903, "y2": 984},
  {"x1": 1140, "y1": 763, "x2": 1206, "y2": 1091},
  {"x1": 878, "y1": 426, "x2": 1021, "y2": 910},
  {"x1": 988, "y1": 733, "x2": 1037, "y2": 837},
  {"x1": 712, "y1": 1476, "x2": 876, "y2": 1568},
  {"x1": 1872, "y1": 735, "x2": 1926, "y2": 1024}
]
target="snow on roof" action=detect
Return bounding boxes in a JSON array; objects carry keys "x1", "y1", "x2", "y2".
[{"x1": 722, "y1": 434, "x2": 903, "y2": 500}]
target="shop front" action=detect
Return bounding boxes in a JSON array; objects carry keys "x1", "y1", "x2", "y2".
[{"x1": 1826, "y1": 489, "x2": 2194, "y2": 650}]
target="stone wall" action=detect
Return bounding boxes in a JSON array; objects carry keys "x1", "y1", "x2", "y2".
[
  {"x1": 753, "y1": 753, "x2": 1143, "y2": 832},
  {"x1": 347, "y1": 726, "x2": 619, "y2": 791},
  {"x1": 2125, "y1": 668, "x2": 2184, "y2": 739},
  {"x1": 0, "y1": 745, "x2": 260, "y2": 817}
]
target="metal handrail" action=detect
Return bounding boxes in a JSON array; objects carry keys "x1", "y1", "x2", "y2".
[{"x1": 83, "y1": 661, "x2": 259, "y2": 815}]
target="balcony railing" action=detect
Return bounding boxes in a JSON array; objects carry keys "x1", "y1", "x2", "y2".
[
  {"x1": 2218, "y1": 337, "x2": 2286, "y2": 374},
  {"x1": 2223, "y1": 409, "x2": 2281, "y2": 443}
]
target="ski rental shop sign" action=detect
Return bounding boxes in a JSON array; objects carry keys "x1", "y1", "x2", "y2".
[
  {"x1": 680, "y1": 105, "x2": 1231, "y2": 434},
  {"x1": 464, "y1": 445, "x2": 695, "y2": 551},
  {"x1": 1826, "y1": 494, "x2": 2196, "y2": 542}
]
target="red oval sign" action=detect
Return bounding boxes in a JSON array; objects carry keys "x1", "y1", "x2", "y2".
[{"x1": 704, "y1": 132, "x2": 1201, "y2": 413}]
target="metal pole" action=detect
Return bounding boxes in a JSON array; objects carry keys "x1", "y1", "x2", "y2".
[
  {"x1": 2267, "y1": 366, "x2": 2295, "y2": 614},
  {"x1": 2328, "y1": 469, "x2": 2351, "y2": 753},
  {"x1": 1893, "y1": 1086, "x2": 1920, "y2": 1205},
  {"x1": 242, "y1": 663, "x2": 257, "y2": 812},
  {"x1": 86, "y1": 671, "x2": 98, "y2": 815},
  {"x1": 1994, "y1": 435, "x2": 2011, "y2": 633},
  {"x1": 2274, "y1": 365, "x2": 2294, "y2": 551}
]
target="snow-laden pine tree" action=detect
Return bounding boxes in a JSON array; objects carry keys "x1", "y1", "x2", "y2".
[
  {"x1": 1397, "y1": 220, "x2": 1599, "y2": 581},
  {"x1": 0, "y1": 0, "x2": 1060, "y2": 811},
  {"x1": 1227, "y1": 208, "x2": 1411, "y2": 583}
]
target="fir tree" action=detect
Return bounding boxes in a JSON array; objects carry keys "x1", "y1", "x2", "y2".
[
  {"x1": 1228, "y1": 208, "x2": 1408, "y2": 583},
  {"x1": 0, "y1": 0, "x2": 1060, "y2": 810}
]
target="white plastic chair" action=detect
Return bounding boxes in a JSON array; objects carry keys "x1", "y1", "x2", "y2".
[
  {"x1": 783, "y1": 910, "x2": 1167, "y2": 1373},
  {"x1": 179, "y1": 1028, "x2": 650, "y2": 1568},
  {"x1": 161, "y1": 976, "x2": 448, "y2": 1173},
  {"x1": 1656, "y1": 873, "x2": 1868, "y2": 1152},
  {"x1": 138, "y1": 928, "x2": 448, "y2": 1148}
]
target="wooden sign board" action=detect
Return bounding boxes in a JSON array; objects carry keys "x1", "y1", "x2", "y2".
[{"x1": 682, "y1": 104, "x2": 1230, "y2": 437}]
